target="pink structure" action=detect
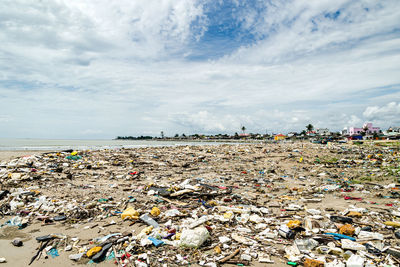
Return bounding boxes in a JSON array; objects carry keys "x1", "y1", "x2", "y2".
[{"x1": 348, "y1": 123, "x2": 380, "y2": 135}]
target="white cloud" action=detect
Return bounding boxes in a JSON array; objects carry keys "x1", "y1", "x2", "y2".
[
  {"x1": 363, "y1": 102, "x2": 400, "y2": 124},
  {"x1": 81, "y1": 129, "x2": 103, "y2": 136},
  {"x1": 347, "y1": 115, "x2": 362, "y2": 126},
  {"x1": 228, "y1": 0, "x2": 400, "y2": 64},
  {"x1": 0, "y1": 1, "x2": 400, "y2": 138},
  {"x1": 170, "y1": 111, "x2": 243, "y2": 133},
  {"x1": 0, "y1": 115, "x2": 12, "y2": 122}
]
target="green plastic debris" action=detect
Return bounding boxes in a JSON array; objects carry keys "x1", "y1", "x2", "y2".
[{"x1": 65, "y1": 155, "x2": 82, "y2": 160}]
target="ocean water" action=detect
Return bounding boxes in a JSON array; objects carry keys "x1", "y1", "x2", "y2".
[{"x1": 0, "y1": 138, "x2": 225, "y2": 151}]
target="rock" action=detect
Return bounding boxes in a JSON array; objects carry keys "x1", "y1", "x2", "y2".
[{"x1": 11, "y1": 238, "x2": 23, "y2": 247}]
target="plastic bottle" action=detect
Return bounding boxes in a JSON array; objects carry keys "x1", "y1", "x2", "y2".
[
  {"x1": 140, "y1": 214, "x2": 159, "y2": 228},
  {"x1": 278, "y1": 225, "x2": 295, "y2": 239}
]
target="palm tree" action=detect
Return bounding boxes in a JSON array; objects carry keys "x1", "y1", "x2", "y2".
[
  {"x1": 241, "y1": 126, "x2": 246, "y2": 134},
  {"x1": 306, "y1": 124, "x2": 314, "y2": 132},
  {"x1": 362, "y1": 124, "x2": 369, "y2": 135}
]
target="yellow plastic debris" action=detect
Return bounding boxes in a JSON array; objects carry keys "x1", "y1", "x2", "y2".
[
  {"x1": 121, "y1": 207, "x2": 139, "y2": 220},
  {"x1": 86, "y1": 246, "x2": 102, "y2": 258},
  {"x1": 304, "y1": 258, "x2": 324, "y2": 267},
  {"x1": 207, "y1": 200, "x2": 217, "y2": 206},
  {"x1": 151, "y1": 207, "x2": 161, "y2": 217},
  {"x1": 175, "y1": 233, "x2": 181, "y2": 240},
  {"x1": 384, "y1": 221, "x2": 400, "y2": 228},
  {"x1": 347, "y1": 211, "x2": 362, "y2": 217},
  {"x1": 224, "y1": 211, "x2": 233, "y2": 219},
  {"x1": 223, "y1": 211, "x2": 234, "y2": 219},
  {"x1": 30, "y1": 190, "x2": 40, "y2": 195},
  {"x1": 214, "y1": 245, "x2": 221, "y2": 254},
  {"x1": 339, "y1": 224, "x2": 355, "y2": 236},
  {"x1": 287, "y1": 220, "x2": 302, "y2": 229},
  {"x1": 141, "y1": 226, "x2": 154, "y2": 235},
  {"x1": 71, "y1": 151, "x2": 78, "y2": 156}
]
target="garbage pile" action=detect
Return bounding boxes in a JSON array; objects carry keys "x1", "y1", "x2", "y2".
[{"x1": 0, "y1": 142, "x2": 400, "y2": 266}]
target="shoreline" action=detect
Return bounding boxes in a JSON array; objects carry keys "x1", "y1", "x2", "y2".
[
  {"x1": 0, "y1": 140, "x2": 267, "y2": 162},
  {"x1": 0, "y1": 151, "x2": 51, "y2": 162}
]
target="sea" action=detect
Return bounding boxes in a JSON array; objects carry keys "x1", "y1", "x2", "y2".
[{"x1": 0, "y1": 138, "x2": 237, "y2": 151}]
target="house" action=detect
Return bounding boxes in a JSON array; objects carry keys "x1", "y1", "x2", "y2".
[
  {"x1": 307, "y1": 130, "x2": 316, "y2": 137},
  {"x1": 316, "y1": 128, "x2": 330, "y2": 136},
  {"x1": 385, "y1": 126, "x2": 400, "y2": 139},
  {"x1": 274, "y1": 134, "x2": 286, "y2": 141},
  {"x1": 239, "y1": 133, "x2": 250, "y2": 138},
  {"x1": 348, "y1": 123, "x2": 380, "y2": 136},
  {"x1": 387, "y1": 126, "x2": 400, "y2": 133}
]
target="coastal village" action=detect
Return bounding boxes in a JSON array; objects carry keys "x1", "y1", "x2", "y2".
[{"x1": 116, "y1": 122, "x2": 400, "y2": 143}]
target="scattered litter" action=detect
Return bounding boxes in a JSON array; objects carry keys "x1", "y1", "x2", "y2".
[{"x1": 0, "y1": 142, "x2": 399, "y2": 266}]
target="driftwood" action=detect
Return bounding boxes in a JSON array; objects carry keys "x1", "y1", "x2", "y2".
[
  {"x1": 218, "y1": 248, "x2": 240, "y2": 263},
  {"x1": 28, "y1": 240, "x2": 51, "y2": 265}
]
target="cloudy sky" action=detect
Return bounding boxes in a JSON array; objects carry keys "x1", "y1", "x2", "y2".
[{"x1": 1, "y1": 0, "x2": 400, "y2": 138}]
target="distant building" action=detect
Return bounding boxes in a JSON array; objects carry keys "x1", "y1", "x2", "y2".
[
  {"x1": 274, "y1": 134, "x2": 286, "y2": 141},
  {"x1": 348, "y1": 122, "x2": 380, "y2": 135},
  {"x1": 306, "y1": 130, "x2": 316, "y2": 137},
  {"x1": 387, "y1": 126, "x2": 400, "y2": 133},
  {"x1": 316, "y1": 128, "x2": 330, "y2": 136},
  {"x1": 385, "y1": 126, "x2": 400, "y2": 139},
  {"x1": 239, "y1": 133, "x2": 250, "y2": 138}
]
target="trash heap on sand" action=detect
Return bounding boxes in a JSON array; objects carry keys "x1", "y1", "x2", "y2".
[{"x1": 0, "y1": 142, "x2": 400, "y2": 266}]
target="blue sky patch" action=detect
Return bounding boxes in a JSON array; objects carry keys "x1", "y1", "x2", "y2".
[{"x1": 186, "y1": 0, "x2": 267, "y2": 60}]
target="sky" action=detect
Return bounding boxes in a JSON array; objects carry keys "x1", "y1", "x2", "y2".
[{"x1": 1, "y1": 0, "x2": 400, "y2": 139}]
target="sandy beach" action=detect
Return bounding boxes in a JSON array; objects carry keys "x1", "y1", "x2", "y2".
[
  {"x1": 0, "y1": 143, "x2": 399, "y2": 266},
  {"x1": 0, "y1": 151, "x2": 51, "y2": 162}
]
